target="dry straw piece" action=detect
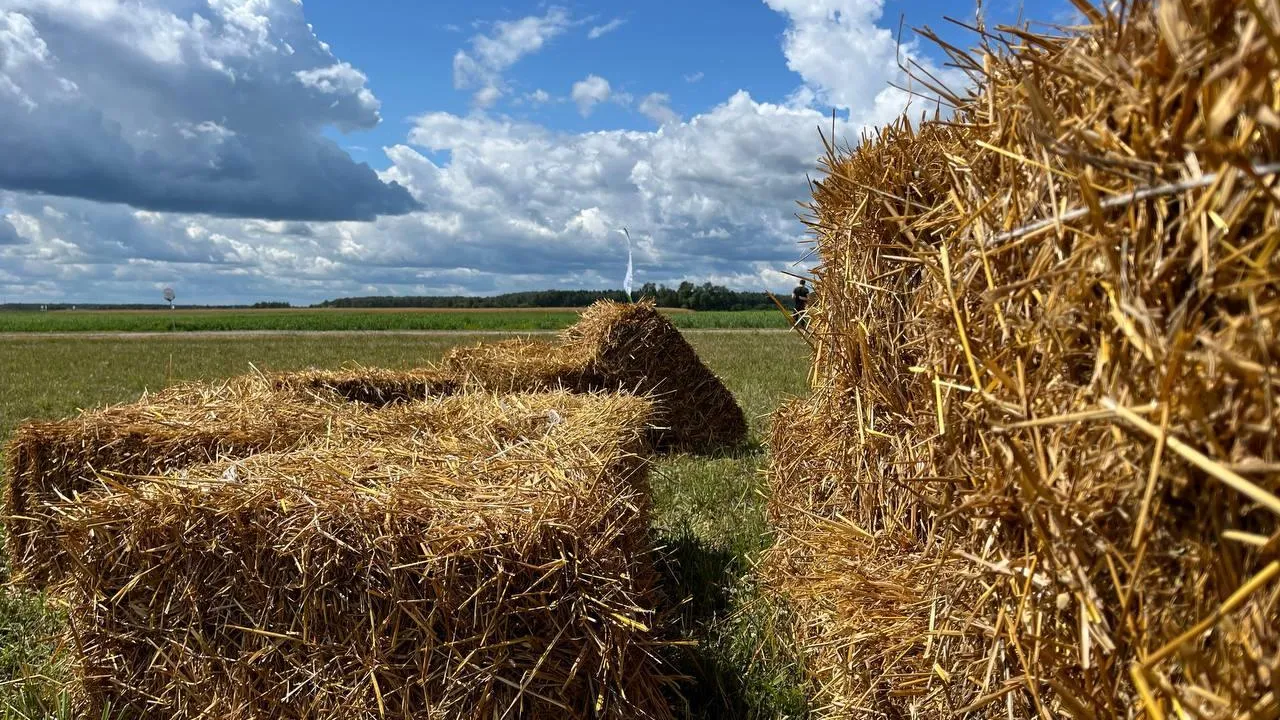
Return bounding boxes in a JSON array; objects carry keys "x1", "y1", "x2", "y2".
[
  {"x1": 4, "y1": 377, "x2": 358, "y2": 587},
  {"x1": 446, "y1": 300, "x2": 747, "y2": 453},
  {"x1": 764, "y1": 0, "x2": 1280, "y2": 717},
  {"x1": 61, "y1": 392, "x2": 674, "y2": 720}
]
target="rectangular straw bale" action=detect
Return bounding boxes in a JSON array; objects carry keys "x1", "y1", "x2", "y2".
[
  {"x1": 61, "y1": 392, "x2": 672, "y2": 720},
  {"x1": 764, "y1": 1, "x2": 1280, "y2": 717},
  {"x1": 441, "y1": 338, "x2": 599, "y2": 392},
  {"x1": 4, "y1": 377, "x2": 354, "y2": 588},
  {"x1": 445, "y1": 300, "x2": 747, "y2": 453}
]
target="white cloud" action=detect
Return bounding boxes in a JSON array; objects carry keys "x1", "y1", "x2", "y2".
[
  {"x1": 2, "y1": 88, "x2": 855, "y2": 302},
  {"x1": 567, "y1": 207, "x2": 612, "y2": 238},
  {"x1": 0, "y1": 214, "x2": 24, "y2": 245},
  {"x1": 294, "y1": 62, "x2": 379, "y2": 116},
  {"x1": 587, "y1": 18, "x2": 625, "y2": 39},
  {"x1": 0, "y1": 10, "x2": 52, "y2": 110},
  {"x1": 0, "y1": 0, "x2": 415, "y2": 220},
  {"x1": 638, "y1": 93, "x2": 680, "y2": 126},
  {"x1": 453, "y1": 7, "x2": 572, "y2": 106},
  {"x1": 763, "y1": 0, "x2": 966, "y2": 126},
  {"x1": 684, "y1": 71, "x2": 704, "y2": 83},
  {"x1": 0, "y1": 0, "x2": 964, "y2": 303},
  {"x1": 472, "y1": 85, "x2": 502, "y2": 109},
  {"x1": 571, "y1": 74, "x2": 611, "y2": 116}
]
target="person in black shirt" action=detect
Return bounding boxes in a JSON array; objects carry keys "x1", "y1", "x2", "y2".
[{"x1": 791, "y1": 279, "x2": 810, "y2": 329}]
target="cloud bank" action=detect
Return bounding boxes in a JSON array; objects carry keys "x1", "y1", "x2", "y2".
[
  {"x1": 0, "y1": 1, "x2": 417, "y2": 222},
  {"x1": 0, "y1": 0, "x2": 967, "y2": 304}
]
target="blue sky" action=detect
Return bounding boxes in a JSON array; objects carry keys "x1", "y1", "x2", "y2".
[{"x1": 0, "y1": 0, "x2": 1069, "y2": 304}]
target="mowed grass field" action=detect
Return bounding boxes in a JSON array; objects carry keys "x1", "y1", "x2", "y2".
[
  {"x1": 0, "y1": 330, "x2": 812, "y2": 718},
  {"x1": 0, "y1": 308, "x2": 789, "y2": 333}
]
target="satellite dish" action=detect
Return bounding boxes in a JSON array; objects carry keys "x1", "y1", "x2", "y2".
[{"x1": 163, "y1": 287, "x2": 175, "y2": 309}]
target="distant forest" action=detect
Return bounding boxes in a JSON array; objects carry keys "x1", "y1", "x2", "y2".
[
  {"x1": 3, "y1": 282, "x2": 779, "y2": 312},
  {"x1": 318, "y1": 283, "x2": 775, "y2": 311}
]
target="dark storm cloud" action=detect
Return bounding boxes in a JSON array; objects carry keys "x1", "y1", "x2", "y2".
[{"x1": 0, "y1": 2, "x2": 419, "y2": 221}]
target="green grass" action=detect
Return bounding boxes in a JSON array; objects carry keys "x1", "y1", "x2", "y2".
[
  {"x1": 0, "y1": 308, "x2": 789, "y2": 333},
  {"x1": 0, "y1": 330, "x2": 811, "y2": 718}
]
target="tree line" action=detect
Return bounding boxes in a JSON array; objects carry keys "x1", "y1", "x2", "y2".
[
  {"x1": 317, "y1": 282, "x2": 776, "y2": 311},
  {"x1": 4, "y1": 282, "x2": 781, "y2": 312}
]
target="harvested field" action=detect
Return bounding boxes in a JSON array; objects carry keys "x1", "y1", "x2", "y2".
[
  {"x1": 5, "y1": 299, "x2": 747, "y2": 590},
  {"x1": 0, "y1": 308, "x2": 785, "y2": 334},
  {"x1": 446, "y1": 300, "x2": 748, "y2": 453},
  {"x1": 0, "y1": 329, "x2": 812, "y2": 719},
  {"x1": 60, "y1": 392, "x2": 672, "y2": 719},
  {"x1": 763, "y1": 0, "x2": 1280, "y2": 717}
]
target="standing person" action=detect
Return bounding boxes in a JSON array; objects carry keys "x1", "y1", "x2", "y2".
[{"x1": 791, "y1": 278, "x2": 811, "y2": 329}]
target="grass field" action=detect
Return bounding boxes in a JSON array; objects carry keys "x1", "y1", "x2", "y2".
[
  {"x1": 0, "y1": 308, "x2": 789, "y2": 333},
  {"x1": 0, "y1": 330, "x2": 812, "y2": 718}
]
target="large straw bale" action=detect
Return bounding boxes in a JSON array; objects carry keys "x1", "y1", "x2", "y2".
[
  {"x1": 764, "y1": 1, "x2": 1280, "y2": 717},
  {"x1": 446, "y1": 300, "x2": 746, "y2": 452},
  {"x1": 60, "y1": 392, "x2": 670, "y2": 719},
  {"x1": 4, "y1": 377, "x2": 353, "y2": 587}
]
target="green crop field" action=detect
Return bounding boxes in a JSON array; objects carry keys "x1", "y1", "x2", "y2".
[
  {"x1": 0, "y1": 308, "x2": 789, "y2": 333},
  {"x1": 0, "y1": 330, "x2": 812, "y2": 719}
]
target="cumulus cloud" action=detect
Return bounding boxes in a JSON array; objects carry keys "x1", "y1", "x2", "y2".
[
  {"x1": 0, "y1": 0, "x2": 417, "y2": 221},
  {"x1": 764, "y1": 0, "x2": 967, "y2": 126},
  {"x1": 0, "y1": 215, "x2": 24, "y2": 245},
  {"x1": 453, "y1": 7, "x2": 571, "y2": 106},
  {"x1": 363, "y1": 90, "x2": 848, "y2": 282},
  {"x1": 0, "y1": 0, "x2": 966, "y2": 303},
  {"x1": 638, "y1": 93, "x2": 680, "y2": 126},
  {"x1": 571, "y1": 74, "x2": 611, "y2": 116},
  {"x1": 1, "y1": 87, "x2": 853, "y2": 302},
  {"x1": 587, "y1": 18, "x2": 625, "y2": 39},
  {"x1": 294, "y1": 62, "x2": 379, "y2": 116}
]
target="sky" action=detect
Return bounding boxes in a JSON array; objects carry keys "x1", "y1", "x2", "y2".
[{"x1": 0, "y1": 0, "x2": 1070, "y2": 305}]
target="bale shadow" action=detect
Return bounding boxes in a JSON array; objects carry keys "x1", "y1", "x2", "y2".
[
  {"x1": 653, "y1": 526, "x2": 808, "y2": 719},
  {"x1": 655, "y1": 525, "x2": 746, "y2": 626},
  {"x1": 665, "y1": 436, "x2": 765, "y2": 461}
]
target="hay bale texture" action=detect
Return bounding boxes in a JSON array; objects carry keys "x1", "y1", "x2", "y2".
[
  {"x1": 61, "y1": 392, "x2": 673, "y2": 720},
  {"x1": 4, "y1": 378, "x2": 357, "y2": 587},
  {"x1": 269, "y1": 366, "x2": 460, "y2": 405},
  {"x1": 764, "y1": 1, "x2": 1280, "y2": 717},
  {"x1": 446, "y1": 300, "x2": 747, "y2": 452}
]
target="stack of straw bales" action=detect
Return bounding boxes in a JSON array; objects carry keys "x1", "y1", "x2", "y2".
[
  {"x1": 4, "y1": 378, "x2": 356, "y2": 587},
  {"x1": 765, "y1": 0, "x2": 1280, "y2": 717},
  {"x1": 60, "y1": 392, "x2": 672, "y2": 719},
  {"x1": 7, "y1": 300, "x2": 740, "y2": 589},
  {"x1": 446, "y1": 300, "x2": 747, "y2": 452}
]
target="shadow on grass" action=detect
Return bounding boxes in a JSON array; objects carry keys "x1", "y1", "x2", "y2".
[
  {"x1": 656, "y1": 437, "x2": 766, "y2": 462},
  {"x1": 654, "y1": 526, "x2": 809, "y2": 720}
]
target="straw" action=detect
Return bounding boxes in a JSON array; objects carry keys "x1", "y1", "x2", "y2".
[
  {"x1": 60, "y1": 392, "x2": 675, "y2": 719},
  {"x1": 763, "y1": 1, "x2": 1280, "y2": 716}
]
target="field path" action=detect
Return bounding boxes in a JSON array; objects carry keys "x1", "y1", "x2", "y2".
[{"x1": 0, "y1": 328, "x2": 793, "y2": 341}]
